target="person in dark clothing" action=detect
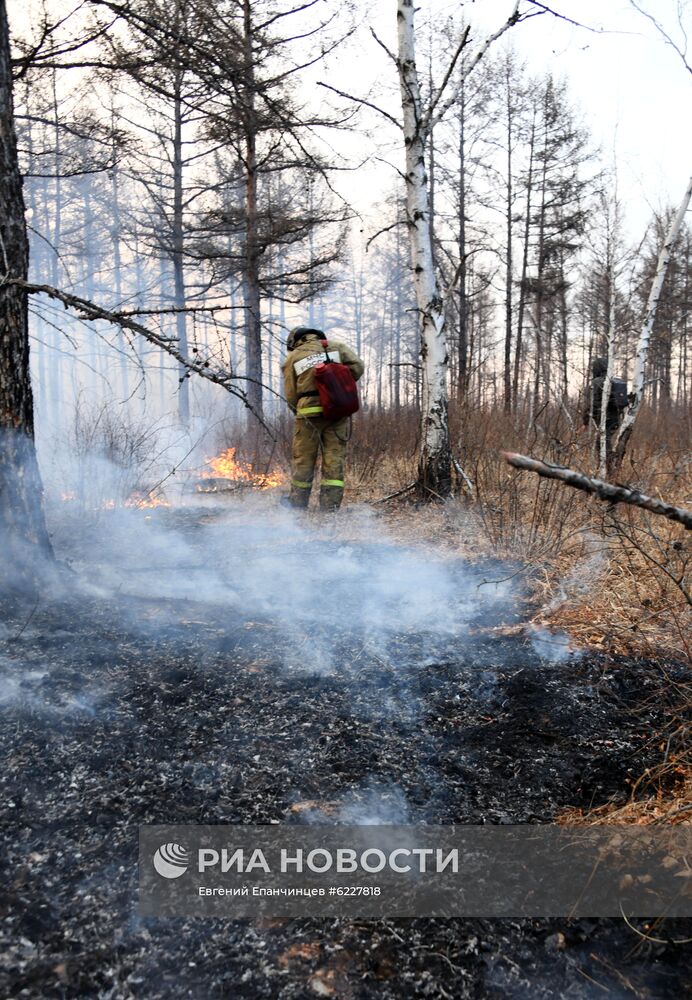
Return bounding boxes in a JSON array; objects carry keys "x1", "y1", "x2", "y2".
[{"x1": 583, "y1": 356, "x2": 626, "y2": 452}]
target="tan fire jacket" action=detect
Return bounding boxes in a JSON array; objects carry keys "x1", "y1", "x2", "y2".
[{"x1": 282, "y1": 333, "x2": 365, "y2": 416}]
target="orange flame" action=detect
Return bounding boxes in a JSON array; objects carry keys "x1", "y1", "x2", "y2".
[{"x1": 200, "y1": 447, "x2": 284, "y2": 489}]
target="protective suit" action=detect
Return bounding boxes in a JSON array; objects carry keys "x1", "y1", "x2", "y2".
[{"x1": 282, "y1": 329, "x2": 364, "y2": 510}]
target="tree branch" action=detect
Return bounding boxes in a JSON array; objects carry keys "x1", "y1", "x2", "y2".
[
  {"x1": 502, "y1": 451, "x2": 692, "y2": 529},
  {"x1": 369, "y1": 26, "x2": 397, "y2": 64},
  {"x1": 316, "y1": 81, "x2": 402, "y2": 130},
  {"x1": 428, "y1": 1, "x2": 522, "y2": 132},
  {"x1": 425, "y1": 25, "x2": 470, "y2": 126},
  {"x1": 6, "y1": 279, "x2": 272, "y2": 432},
  {"x1": 523, "y1": 1, "x2": 609, "y2": 32},
  {"x1": 629, "y1": 0, "x2": 692, "y2": 76}
]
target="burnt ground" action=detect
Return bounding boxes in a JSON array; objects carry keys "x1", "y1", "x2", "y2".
[{"x1": 0, "y1": 502, "x2": 690, "y2": 998}]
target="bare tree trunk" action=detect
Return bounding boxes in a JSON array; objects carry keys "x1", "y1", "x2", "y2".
[
  {"x1": 376, "y1": 291, "x2": 386, "y2": 410},
  {"x1": 158, "y1": 247, "x2": 169, "y2": 411},
  {"x1": 513, "y1": 108, "x2": 535, "y2": 411},
  {"x1": 681, "y1": 233, "x2": 690, "y2": 407},
  {"x1": 266, "y1": 292, "x2": 274, "y2": 404},
  {"x1": 393, "y1": 231, "x2": 402, "y2": 410},
  {"x1": 50, "y1": 68, "x2": 62, "y2": 417},
  {"x1": 503, "y1": 60, "x2": 514, "y2": 413},
  {"x1": 242, "y1": 0, "x2": 263, "y2": 420},
  {"x1": 0, "y1": 0, "x2": 54, "y2": 593},
  {"x1": 24, "y1": 81, "x2": 47, "y2": 415},
  {"x1": 457, "y1": 75, "x2": 468, "y2": 400},
  {"x1": 559, "y1": 264, "x2": 568, "y2": 401},
  {"x1": 397, "y1": 0, "x2": 451, "y2": 497},
  {"x1": 613, "y1": 175, "x2": 692, "y2": 468},
  {"x1": 227, "y1": 208, "x2": 239, "y2": 375},
  {"x1": 172, "y1": 73, "x2": 190, "y2": 425},
  {"x1": 110, "y1": 111, "x2": 128, "y2": 401},
  {"x1": 599, "y1": 259, "x2": 616, "y2": 478},
  {"x1": 534, "y1": 109, "x2": 549, "y2": 410},
  {"x1": 82, "y1": 176, "x2": 104, "y2": 395}
]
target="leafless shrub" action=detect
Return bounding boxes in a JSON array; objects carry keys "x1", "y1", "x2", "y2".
[{"x1": 58, "y1": 395, "x2": 170, "y2": 507}]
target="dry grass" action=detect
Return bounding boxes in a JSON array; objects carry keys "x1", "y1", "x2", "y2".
[
  {"x1": 558, "y1": 758, "x2": 691, "y2": 826},
  {"x1": 344, "y1": 401, "x2": 691, "y2": 663},
  {"x1": 344, "y1": 401, "x2": 691, "y2": 827}
]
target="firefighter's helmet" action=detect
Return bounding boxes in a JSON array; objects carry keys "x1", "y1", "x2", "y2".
[{"x1": 286, "y1": 326, "x2": 322, "y2": 352}]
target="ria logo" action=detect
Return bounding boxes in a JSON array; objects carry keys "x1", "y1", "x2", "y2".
[{"x1": 153, "y1": 843, "x2": 189, "y2": 879}]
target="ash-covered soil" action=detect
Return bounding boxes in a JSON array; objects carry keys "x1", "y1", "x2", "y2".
[{"x1": 1, "y1": 502, "x2": 689, "y2": 998}]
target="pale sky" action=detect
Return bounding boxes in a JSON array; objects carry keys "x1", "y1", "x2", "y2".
[
  {"x1": 333, "y1": 0, "x2": 692, "y2": 240},
  {"x1": 12, "y1": 0, "x2": 692, "y2": 241}
]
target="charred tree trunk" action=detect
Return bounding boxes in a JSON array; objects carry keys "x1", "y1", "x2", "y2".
[{"x1": 0, "y1": 0, "x2": 54, "y2": 593}]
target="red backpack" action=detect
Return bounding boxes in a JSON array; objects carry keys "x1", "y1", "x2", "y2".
[{"x1": 313, "y1": 340, "x2": 360, "y2": 421}]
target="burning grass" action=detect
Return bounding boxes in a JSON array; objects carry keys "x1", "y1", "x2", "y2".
[
  {"x1": 53, "y1": 442, "x2": 287, "y2": 509},
  {"x1": 198, "y1": 446, "x2": 285, "y2": 491}
]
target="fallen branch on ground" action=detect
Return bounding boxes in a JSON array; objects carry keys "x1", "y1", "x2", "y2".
[
  {"x1": 502, "y1": 452, "x2": 692, "y2": 530},
  {"x1": 374, "y1": 482, "x2": 416, "y2": 504}
]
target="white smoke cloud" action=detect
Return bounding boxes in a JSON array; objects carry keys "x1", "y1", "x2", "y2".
[
  {"x1": 528, "y1": 626, "x2": 580, "y2": 664},
  {"x1": 45, "y1": 486, "x2": 516, "y2": 680}
]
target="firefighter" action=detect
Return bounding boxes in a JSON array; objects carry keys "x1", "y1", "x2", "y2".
[{"x1": 282, "y1": 326, "x2": 364, "y2": 511}]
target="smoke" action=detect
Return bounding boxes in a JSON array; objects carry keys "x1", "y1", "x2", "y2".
[
  {"x1": 0, "y1": 661, "x2": 47, "y2": 706},
  {"x1": 293, "y1": 781, "x2": 412, "y2": 826},
  {"x1": 525, "y1": 536, "x2": 604, "y2": 664},
  {"x1": 543, "y1": 537, "x2": 607, "y2": 615},
  {"x1": 0, "y1": 654, "x2": 107, "y2": 716},
  {"x1": 335, "y1": 781, "x2": 411, "y2": 825},
  {"x1": 528, "y1": 626, "x2": 580, "y2": 664},
  {"x1": 44, "y1": 486, "x2": 517, "y2": 681}
]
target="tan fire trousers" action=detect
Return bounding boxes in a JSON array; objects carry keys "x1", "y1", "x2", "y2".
[{"x1": 289, "y1": 415, "x2": 349, "y2": 510}]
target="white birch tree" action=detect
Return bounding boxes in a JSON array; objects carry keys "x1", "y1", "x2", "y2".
[
  {"x1": 599, "y1": 258, "x2": 616, "y2": 478},
  {"x1": 395, "y1": 0, "x2": 521, "y2": 496},
  {"x1": 597, "y1": 187, "x2": 623, "y2": 478},
  {"x1": 612, "y1": 174, "x2": 692, "y2": 468}
]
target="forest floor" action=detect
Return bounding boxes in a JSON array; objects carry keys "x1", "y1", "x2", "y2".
[{"x1": 1, "y1": 493, "x2": 690, "y2": 998}]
